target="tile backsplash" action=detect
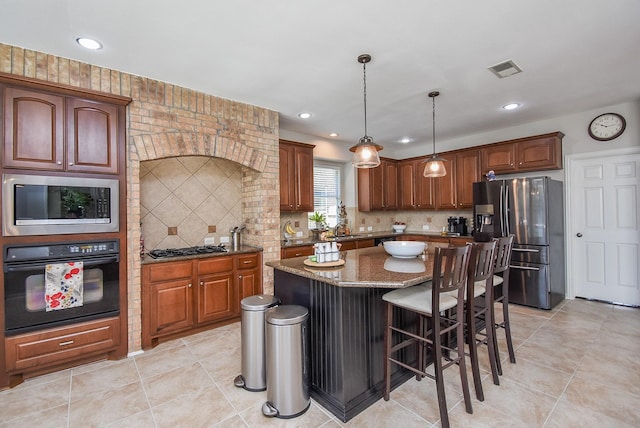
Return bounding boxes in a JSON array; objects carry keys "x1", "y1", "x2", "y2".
[{"x1": 141, "y1": 156, "x2": 243, "y2": 250}]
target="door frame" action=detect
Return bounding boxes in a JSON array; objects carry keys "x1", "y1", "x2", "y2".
[{"x1": 564, "y1": 146, "x2": 640, "y2": 300}]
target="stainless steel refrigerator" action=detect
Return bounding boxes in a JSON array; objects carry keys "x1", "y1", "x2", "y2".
[{"x1": 472, "y1": 177, "x2": 565, "y2": 309}]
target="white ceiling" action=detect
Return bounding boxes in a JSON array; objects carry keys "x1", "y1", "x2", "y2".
[{"x1": 2, "y1": 0, "x2": 639, "y2": 157}]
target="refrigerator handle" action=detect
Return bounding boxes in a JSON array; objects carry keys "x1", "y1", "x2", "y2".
[
  {"x1": 504, "y1": 185, "x2": 510, "y2": 236},
  {"x1": 499, "y1": 186, "x2": 504, "y2": 236}
]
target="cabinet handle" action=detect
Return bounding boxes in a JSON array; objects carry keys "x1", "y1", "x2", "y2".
[
  {"x1": 198, "y1": 282, "x2": 203, "y2": 287},
  {"x1": 295, "y1": 253, "x2": 302, "y2": 256},
  {"x1": 69, "y1": 162, "x2": 74, "y2": 166},
  {"x1": 189, "y1": 283, "x2": 193, "y2": 288},
  {"x1": 243, "y1": 260, "x2": 251, "y2": 264},
  {"x1": 238, "y1": 275, "x2": 243, "y2": 280},
  {"x1": 57, "y1": 161, "x2": 62, "y2": 165},
  {"x1": 59, "y1": 340, "x2": 74, "y2": 346}
]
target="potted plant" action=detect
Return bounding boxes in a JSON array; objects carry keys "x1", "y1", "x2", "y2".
[{"x1": 308, "y1": 211, "x2": 326, "y2": 240}]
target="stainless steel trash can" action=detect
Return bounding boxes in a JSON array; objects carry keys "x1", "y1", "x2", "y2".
[
  {"x1": 234, "y1": 294, "x2": 280, "y2": 391},
  {"x1": 262, "y1": 305, "x2": 310, "y2": 419}
]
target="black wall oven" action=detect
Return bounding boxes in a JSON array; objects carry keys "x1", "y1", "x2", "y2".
[{"x1": 4, "y1": 240, "x2": 120, "y2": 335}]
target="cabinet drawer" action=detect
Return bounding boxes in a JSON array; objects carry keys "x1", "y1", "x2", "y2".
[
  {"x1": 281, "y1": 245, "x2": 315, "y2": 259},
  {"x1": 5, "y1": 317, "x2": 120, "y2": 371},
  {"x1": 147, "y1": 261, "x2": 193, "y2": 282},
  {"x1": 198, "y1": 256, "x2": 234, "y2": 275},
  {"x1": 357, "y1": 239, "x2": 375, "y2": 248},
  {"x1": 236, "y1": 253, "x2": 260, "y2": 270}
]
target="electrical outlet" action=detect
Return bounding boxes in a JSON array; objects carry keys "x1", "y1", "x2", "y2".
[
  {"x1": 204, "y1": 237, "x2": 215, "y2": 245},
  {"x1": 359, "y1": 226, "x2": 365, "y2": 232},
  {"x1": 422, "y1": 224, "x2": 430, "y2": 230},
  {"x1": 296, "y1": 231, "x2": 303, "y2": 237},
  {"x1": 220, "y1": 236, "x2": 230, "y2": 243},
  {"x1": 367, "y1": 226, "x2": 373, "y2": 231}
]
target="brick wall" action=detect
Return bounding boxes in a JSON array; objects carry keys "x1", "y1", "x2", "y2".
[{"x1": 0, "y1": 43, "x2": 280, "y2": 352}]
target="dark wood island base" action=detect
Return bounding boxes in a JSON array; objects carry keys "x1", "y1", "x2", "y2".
[{"x1": 274, "y1": 270, "x2": 417, "y2": 422}]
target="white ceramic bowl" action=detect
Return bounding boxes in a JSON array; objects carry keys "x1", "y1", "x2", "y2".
[
  {"x1": 392, "y1": 224, "x2": 406, "y2": 233},
  {"x1": 383, "y1": 240, "x2": 426, "y2": 258}
]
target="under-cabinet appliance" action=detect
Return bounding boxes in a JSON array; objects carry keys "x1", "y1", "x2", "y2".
[
  {"x1": 4, "y1": 240, "x2": 120, "y2": 335},
  {"x1": 2, "y1": 173, "x2": 119, "y2": 236},
  {"x1": 447, "y1": 216, "x2": 468, "y2": 235},
  {"x1": 472, "y1": 177, "x2": 565, "y2": 309}
]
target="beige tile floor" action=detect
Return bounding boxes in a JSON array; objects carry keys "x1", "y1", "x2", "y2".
[{"x1": 1, "y1": 298, "x2": 638, "y2": 427}]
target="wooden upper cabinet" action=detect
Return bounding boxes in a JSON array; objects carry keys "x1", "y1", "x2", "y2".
[
  {"x1": 66, "y1": 98, "x2": 119, "y2": 174},
  {"x1": 455, "y1": 149, "x2": 481, "y2": 209},
  {"x1": 399, "y1": 158, "x2": 436, "y2": 210},
  {"x1": 481, "y1": 132, "x2": 564, "y2": 175},
  {"x1": 358, "y1": 158, "x2": 398, "y2": 211},
  {"x1": 482, "y1": 143, "x2": 517, "y2": 174},
  {"x1": 279, "y1": 140, "x2": 314, "y2": 212},
  {"x1": 434, "y1": 156, "x2": 457, "y2": 210},
  {"x1": 3, "y1": 86, "x2": 121, "y2": 174},
  {"x1": 516, "y1": 133, "x2": 563, "y2": 172},
  {"x1": 3, "y1": 87, "x2": 64, "y2": 170}
]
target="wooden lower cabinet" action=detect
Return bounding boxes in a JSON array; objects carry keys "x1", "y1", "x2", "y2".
[
  {"x1": 5, "y1": 317, "x2": 120, "y2": 372},
  {"x1": 142, "y1": 252, "x2": 262, "y2": 348}
]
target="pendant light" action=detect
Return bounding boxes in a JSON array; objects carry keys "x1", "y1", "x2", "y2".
[
  {"x1": 350, "y1": 54, "x2": 382, "y2": 168},
  {"x1": 422, "y1": 91, "x2": 447, "y2": 177}
]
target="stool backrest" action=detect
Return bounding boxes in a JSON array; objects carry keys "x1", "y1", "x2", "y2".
[
  {"x1": 467, "y1": 241, "x2": 497, "y2": 294},
  {"x1": 493, "y1": 234, "x2": 514, "y2": 274},
  {"x1": 432, "y1": 245, "x2": 471, "y2": 297}
]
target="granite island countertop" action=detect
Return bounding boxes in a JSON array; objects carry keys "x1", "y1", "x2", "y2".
[{"x1": 266, "y1": 245, "x2": 435, "y2": 288}]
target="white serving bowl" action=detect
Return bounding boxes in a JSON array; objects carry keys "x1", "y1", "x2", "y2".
[
  {"x1": 383, "y1": 240, "x2": 426, "y2": 258},
  {"x1": 392, "y1": 224, "x2": 406, "y2": 233}
]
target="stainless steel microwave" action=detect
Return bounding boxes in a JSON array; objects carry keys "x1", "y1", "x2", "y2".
[{"x1": 2, "y1": 173, "x2": 119, "y2": 236}]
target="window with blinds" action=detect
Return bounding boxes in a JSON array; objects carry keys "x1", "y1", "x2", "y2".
[{"x1": 311, "y1": 163, "x2": 341, "y2": 228}]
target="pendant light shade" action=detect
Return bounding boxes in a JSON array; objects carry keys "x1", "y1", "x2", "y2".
[
  {"x1": 350, "y1": 54, "x2": 382, "y2": 168},
  {"x1": 422, "y1": 91, "x2": 447, "y2": 178}
]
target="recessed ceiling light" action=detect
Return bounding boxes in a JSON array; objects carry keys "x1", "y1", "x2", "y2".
[
  {"x1": 76, "y1": 37, "x2": 103, "y2": 50},
  {"x1": 298, "y1": 112, "x2": 312, "y2": 119},
  {"x1": 329, "y1": 132, "x2": 339, "y2": 137},
  {"x1": 400, "y1": 137, "x2": 412, "y2": 144},
  {"x1": 503, "y1": 103, "x2": 520, "y2": 110}
]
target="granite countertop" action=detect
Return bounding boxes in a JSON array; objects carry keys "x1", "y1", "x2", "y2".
[
  {"x1": 141, "y1": 245, "x2": 262, "y2": 265},
  {"x1": 281, "y1": 230, "x2": 472, "y2": 247},
  {"x1": 267, "y1": 246, "x2": 435, "y2": 288}
]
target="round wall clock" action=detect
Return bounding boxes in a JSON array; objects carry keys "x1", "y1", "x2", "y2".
[{"x1": 588, "y1": 112, "x2": 626, "y2": 141}]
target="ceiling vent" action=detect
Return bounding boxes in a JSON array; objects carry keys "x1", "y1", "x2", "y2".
[{"x1": 488, "y1": 60, "x2": 523, "y2": 78}]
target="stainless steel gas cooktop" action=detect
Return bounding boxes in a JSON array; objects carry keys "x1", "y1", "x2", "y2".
[{"x1": 147, "y1": 245, "x2": 227, "y2": 259}]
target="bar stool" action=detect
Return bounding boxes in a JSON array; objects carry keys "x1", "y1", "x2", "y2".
[
  {"x1": 382, "y1": 245, "x2": 472, "y2": 428},
  {"x1": 491, "y1": 235, "x2": 516, "y2": 374},
  {"x1": 464, "y1": 241, "x2": 500, "y2": 402}
]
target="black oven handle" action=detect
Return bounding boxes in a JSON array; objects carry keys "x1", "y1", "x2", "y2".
[{"x1": 4, "y1": 255, "x2": 119, "y2": 272}]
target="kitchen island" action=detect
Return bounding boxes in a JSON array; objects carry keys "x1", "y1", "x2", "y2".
[{"x1": 266, "y1": 246, "x2": 435, "y2": 422}]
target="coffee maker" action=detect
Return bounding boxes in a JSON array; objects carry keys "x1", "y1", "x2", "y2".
[{"x1": 447, "y1": 216, "x2": 468, "y2": 235}]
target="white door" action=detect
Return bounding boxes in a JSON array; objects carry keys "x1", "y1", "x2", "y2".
[{"x1": 568, "y1": 150, "x2": 640, "y2": 306}]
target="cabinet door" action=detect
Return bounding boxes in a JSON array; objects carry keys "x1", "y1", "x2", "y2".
[
  {"x1": 482, "y1": 143, "x2": 517, "y2": 174},
  {"x1": 383, "y1": 160, "x2": 398, "y2": 209},
  {"x1": 3, "y1": 87, "x2": 64, "y2": 170},
  {"x1": 398, "y1": 161, "x2": 416, "y2": 209},
  {"x1": 294, "y1": 145, "x2": 314, "y2": 211},
  {"x1": 456, "y1": 150, "x2": 480, "y2": 209},
  {"x1": 435, "y1": 156, "x2": 457, "y2": 209},
  {"x1": 149, "y1": 278, "x2": 194, "y2": 336},
  {"x1": 415, "y1": 163, "x2": 436, "y2": 209},
  {"x1": 66, "y1": 98, "x2": 119, "y2": 174},
  {"x1": 279, "y1": 143, "x2": 296, "y2": 211},
  {"x1": 237, "y1": 267, "x2": 261, "y2": 308},
  {"x1": 198, "y1": 272, "x2": 235, "y2": 324},
  {"x1": 516, "y1": 136, "x2": 562, "y2": 171}
]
